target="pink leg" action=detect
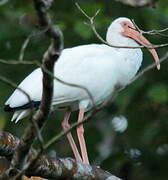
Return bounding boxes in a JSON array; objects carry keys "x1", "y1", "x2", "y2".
[
  {"x1": 77, "y1": 109, "x2": 89, "y2": 164},
  {"x1": 61, "y1": 110, "x2": 82, "y2": 162}
]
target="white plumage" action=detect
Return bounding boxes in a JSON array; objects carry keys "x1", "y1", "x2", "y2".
[
  {"x1": 4, "y1": 17, "x2": 160, "y2": 164},
  {"x1": 4, "y1": 17, "x2": 159, "y2": 123}
]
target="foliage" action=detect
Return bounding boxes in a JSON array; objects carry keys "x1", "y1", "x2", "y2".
[{"x1": 0, "y1": 0, "x2": 168, "y2": 179}]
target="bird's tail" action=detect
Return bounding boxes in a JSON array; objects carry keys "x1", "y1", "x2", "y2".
[{"x1": 11, "y1": 110, "x2": 31, "y2": 123}]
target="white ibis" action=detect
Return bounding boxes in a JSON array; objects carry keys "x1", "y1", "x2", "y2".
[{"x1": 4, "y1": 17, "x2": 160, "y2": 164}]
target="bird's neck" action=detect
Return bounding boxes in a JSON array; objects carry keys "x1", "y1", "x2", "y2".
[
  {"x1": 116, "y1": 47, "x2": 143, "y2": 86},
  {"x1": 106, "y1": 32, "x2": 143, "y2": 82}
]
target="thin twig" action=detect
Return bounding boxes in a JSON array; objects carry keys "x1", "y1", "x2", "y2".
[
  {"x1": 0, "y1": 131, "x2": 121, "y2": 180},
  {"x1": 76, "y1": 3, "x2": 168, "y2": 49},
  {"x1": 18, "y1": 29, "x2": 49, "y2": 61},
  {"x1": 19, "y1": 34, "x2": 32, "y2": 61},
  {"x1": 10, "y1": 0, "x2": 63, "y2": 178},
  {"x1": 131, "y1": 51, "x2": 168, "y2": 83},
  {"x1": 44, "y1": 85, "x2": 119, "y2": 150},
  {"x1": 132, "y1": 19, "x2": 168, "y2": 34},
  {"x1": 0, "y1": 59, "x2": 36, "y2": 65},
  {"x1": 31, "y1": 118, "x2": 44, "y2": 149},
  {"x1": 132, "y1": 19, "x2": 168, "y2": 37},
  {"x1": 37, "y1": 62, "x2": 96, "y2": 108},
  {"x1": 11, "y1": 149, "x2": 43, "y2": 180},
  {"x1": 44, "y1": 50, "x2": 168, "y2": 151},
  {"x1": 0, "y1": 74, "x2": 45, "y2": 178},
  {"x1": 0, "y1": 59, "x2": 45, "y2": 154},
  {"x1": 2, "y1": 47, "x2": 168, "y2": 153},
  {"x1": 0, "y1": 75, "x2": 31, "y2": 103},
  {"x1": 0, "y1": 58, "x2": 95, "y2": 108}
]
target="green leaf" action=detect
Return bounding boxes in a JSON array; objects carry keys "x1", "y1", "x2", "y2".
[{"x1": 147, "y1": 84, "x2": 168, "y2": 104}]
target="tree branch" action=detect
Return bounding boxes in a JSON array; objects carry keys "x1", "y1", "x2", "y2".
[
  {"x1": 131, "y1": 19, "x2": 168, "y2": 37},
  {"x1": 76, "y1": 3, "x2": 168, "y2": 49},
  {"x1": 0, "y1": 75, "x2": 31, "y2": 105},
  {"x1": 10, "y1": 0, "x2": 63, "y2": 175},
  {"x1": 0, "y1": 58, "x2": 95, "y2": 108},
  {"x1": 0, "y1": 131, "x2": 121, "y2": 180},
  {"x1": 131, "y1": 51, "x2": 168, "y2": 83},
  {"x1": 2, "y1": 1, "x2": 167, "y2": 179},
  {"x1": 112, "y1": 0, "x2": 155, "y2": 7}
]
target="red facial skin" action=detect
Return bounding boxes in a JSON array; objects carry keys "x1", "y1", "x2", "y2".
[{"x1": 120, "y1": 21, "x2": 160, "y2": 70}]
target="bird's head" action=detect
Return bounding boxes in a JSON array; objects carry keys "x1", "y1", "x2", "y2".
[{"x1": 106, "y1": 17, "x2": 160, "y2": 70}]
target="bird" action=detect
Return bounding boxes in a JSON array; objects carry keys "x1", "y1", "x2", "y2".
[{"x1": 4, "y1": 17, "x2": 160, "y2": 165}]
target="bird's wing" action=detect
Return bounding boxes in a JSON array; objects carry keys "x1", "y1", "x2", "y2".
[
  {"x1": 52, "y1": 44, "x2": 119, "y2": 105},
  {"x1": 5, "y1": 44, "x2": 120, "y2": 110},
  {"x1": 5, "y1": 68, "x2": 42, "y2": 108}
]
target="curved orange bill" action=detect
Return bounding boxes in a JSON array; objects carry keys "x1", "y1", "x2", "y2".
[{"x1": 123, "y1": 28, "x2": 160, "y2": 70}]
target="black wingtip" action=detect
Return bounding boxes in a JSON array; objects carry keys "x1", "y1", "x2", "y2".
[
  {"x1": 4, "y1": 101, "x2": 41, "y2": 112},
  {"x1": 4, "y1": 105, "x2": 13, "y2": 112}
]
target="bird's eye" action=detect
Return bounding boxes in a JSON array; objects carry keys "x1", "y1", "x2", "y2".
[{"x1": 123, "y1": 23, "x2": 127, "y2": 26}]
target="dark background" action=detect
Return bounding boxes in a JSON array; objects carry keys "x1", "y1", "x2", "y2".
[{"x1": 0, "y1": 0, "x2": 168, "y2": 179}]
